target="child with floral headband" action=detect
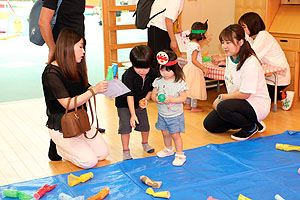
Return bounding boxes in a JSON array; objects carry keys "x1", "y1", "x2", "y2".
[
  {"x1": 183, "y1": 20, "x2": 209, "y2": 112},
  {"x1": 151, "y1": 50, "x2": 188, "y2": 166}
]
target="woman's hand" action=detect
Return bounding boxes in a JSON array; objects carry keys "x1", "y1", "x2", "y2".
[
  {"x1": 212, "y1": 98, "x2": 222, "y2": 110},
  {"x1": 94, "y1": 81, "x2": 108, "y2": 94}
]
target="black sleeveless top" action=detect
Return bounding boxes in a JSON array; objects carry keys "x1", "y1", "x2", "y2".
[{"x1": 42, "y1": 64, "x2": 89, "y2": 131}]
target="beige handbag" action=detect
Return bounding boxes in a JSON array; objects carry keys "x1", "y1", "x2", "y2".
[{"x1": 61, "y1": 88, "x2": 99, "y2": 139}]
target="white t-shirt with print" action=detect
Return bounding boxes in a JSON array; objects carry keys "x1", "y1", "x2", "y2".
[
  {"x1": 247, "y1": 30, "x2": 290, "y2": 86},
  {"x1": 186, "y1": 41, "x2": 202, "y2": 65},
  {"x1": 225, "y1": 56, "x2": 271, "y2": 121},
  {"x1": 148, "y1": 0, "x2": 184, "y2": 31}
]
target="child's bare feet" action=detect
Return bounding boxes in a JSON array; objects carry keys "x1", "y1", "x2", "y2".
[
  {"x1": 184, "y1": 104, "x2": 191, "y2": 110},
  {"x1": 191, "y1": 107, "x2": 204, "y2": 112}
]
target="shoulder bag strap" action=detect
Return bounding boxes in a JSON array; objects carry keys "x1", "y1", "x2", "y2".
[
  {"x1": 65, "y1": 97, "x2": 72, "y2": 114},
  {"x1": 83, "y1": 88, "x2": 99, "y2": 139}
]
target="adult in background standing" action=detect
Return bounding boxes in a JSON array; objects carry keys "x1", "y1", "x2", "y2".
[
  {"x1": 147, "y1": 0, "x2": 184, "y2": 73},
  {"x1": 39, "y1": 0, "x2": 85, "y2": 64}
]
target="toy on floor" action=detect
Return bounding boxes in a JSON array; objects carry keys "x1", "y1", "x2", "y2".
[
  {"x1": 140, "y1": 175, "x2": 162, "y2": 188},
  {"x1": 238, "y1": 194, "x2": 252, "y2": 200},
  {"x1": 58, "y1": 193, "x2": 85, "y2": 200},
  {"x1": 139, "y1": 99, "x2": 147, "y2": 110},
  {"x1": 275, "y1": 143, "x2": 300, "y2": 151},
  {"x1": 146, "y1": 188, "x2": 170, "y2": 199},
  {"x1": 158, "y1": 94, "x2": 166, "y2": 103},
  {"x1": 33, "y1": 184, "x2": 57, "y2": 199},
  {"x1": 275, "y1": 194, "x2": 285, "y2": 200},
  {"x1": 207, "y1": 196, "x2": 219, "y2": 200},
  {"x1": 86, "y1": 187, "x2": 110, "y2": 200},
  {"x1": 2, "y1": 189, "x2": 33, "y2": 200},
  {"x1": 68, "y1": 172, "x2": 94, "y2": 187}
]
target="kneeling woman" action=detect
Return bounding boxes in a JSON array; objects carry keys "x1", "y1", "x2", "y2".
[
  {"x1": 42, "y1": 29, "x2": 109, "y2": 168},
  {"x1": 203, "y1": 24, "x2": 271, "y2": 141}
]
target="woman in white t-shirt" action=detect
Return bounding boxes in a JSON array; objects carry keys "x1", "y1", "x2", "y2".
[
  {"x1": 203, "y1": 24, "x2": 271, "y2": 141},
  {"x1": 238, "y1": 12, "x2": 294, "y2": 111}
]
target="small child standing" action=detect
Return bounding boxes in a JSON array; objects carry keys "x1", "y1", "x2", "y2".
[
  {"x1": 152, "y1": 50, "x2": 188, "y2": 166},
  {"x1": 183, "y1": 20, "x2": 209, "y2": 112},
  {"x1": 115, "y1": 45, "x2": 157, "y2": 160}
]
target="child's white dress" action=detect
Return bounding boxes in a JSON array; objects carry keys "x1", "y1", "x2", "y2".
[{"x1": 183, "y1": 41, "x2": 207, "y2": 100}]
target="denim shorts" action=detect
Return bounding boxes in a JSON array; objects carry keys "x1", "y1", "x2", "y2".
[
  {"x1": 117, "y1": 107, "x2": 150, "y2": 134},
  {"x1": 155, "y1": 113, "x2": 185, "y2": 134}
]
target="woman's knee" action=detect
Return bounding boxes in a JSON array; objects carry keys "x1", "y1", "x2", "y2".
[
  {"x1": 97, "y1": 147, "x2": 110, "y2": 161},
  {"x1": 74, "y1": 154, "x2": 98, "y2": 169},
  {"x1": 203, "y1": 117, "x2": 215, "y2": 132}
]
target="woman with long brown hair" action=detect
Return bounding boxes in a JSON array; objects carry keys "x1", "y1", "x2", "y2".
[{"x1": 42, "y1": 29, "x2": 109, "y2": 169}]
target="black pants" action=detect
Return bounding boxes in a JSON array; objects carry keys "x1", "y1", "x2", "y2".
[
  {"x1": 267, "y1": 84, "x2": 287, "y2": 101},
  {"x1": 148, "y1": 25, "x2": 171, "y2": 74},
  {"x1": 203, "y1": 99, "x2": 258, "y2": 133}
]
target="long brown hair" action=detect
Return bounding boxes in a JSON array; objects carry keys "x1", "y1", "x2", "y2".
[
  {"x1": 219, "y1": 24, "x2": 257, "y2": 71},
  {"x1": 52, "y1": 29, "x2": 88, "y2": 87}
]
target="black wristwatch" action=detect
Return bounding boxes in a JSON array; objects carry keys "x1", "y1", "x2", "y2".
[{"x1": 217, "y1": 94, "x2": 222, "y2": 100}]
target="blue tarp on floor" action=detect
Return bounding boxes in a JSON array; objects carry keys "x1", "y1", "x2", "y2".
[{"x1": 1, "y1": 131, "x2": 300, "y2": 200}]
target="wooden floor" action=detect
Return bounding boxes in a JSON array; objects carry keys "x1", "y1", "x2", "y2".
[{"x1": 0, "y1": 86, "x2": 299, "y2": 186}]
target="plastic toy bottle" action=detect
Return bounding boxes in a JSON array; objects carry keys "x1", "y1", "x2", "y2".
[
  {"x1": 68, "y1": 172, "x2": 94, "y2": 187},
  {"x1": 275, "y1": 143, "x2": 300, "y2": 151},
  {"x1": 87, "y1": 187, "x2": 110, "y2": 200},
  {"x1": 2, "y1": 189, "x2": 33, "y2": 200},
  {"x1": 33, "y1": 184, "x2": 57, "y2": 199},
  {"x1": 106, "y1": 66, "x2": 114, "y2": 81},
  {"x1": 58, "y1": 193, "x2": 85, "y2": 200},
  {"x1": 158, "y1": 94, "x2": 166, "y2": 103}
]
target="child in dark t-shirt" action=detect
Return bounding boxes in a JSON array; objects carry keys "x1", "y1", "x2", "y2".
[{"x1": 115, "y1": 45, "x2": 157, "y2": 160}]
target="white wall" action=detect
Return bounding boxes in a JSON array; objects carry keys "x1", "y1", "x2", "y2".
[{"x1": 182, "y1": 0, "x2": 235, "y2": 54}]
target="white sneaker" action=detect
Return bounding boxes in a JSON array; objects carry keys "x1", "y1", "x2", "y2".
[
  {"x1": 281, "y1": 91, "x2": 294, "y2": 111},
  {"x1": 172, "y1": 153, "x2": 186, "y2": 166},
  {"x1": 156, "y1": 147, "x2": 174, "y2": 158}
]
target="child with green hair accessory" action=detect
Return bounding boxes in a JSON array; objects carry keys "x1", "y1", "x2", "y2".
[{"x1": 183, "y1": 20, "x2": 210, "y2": 112}]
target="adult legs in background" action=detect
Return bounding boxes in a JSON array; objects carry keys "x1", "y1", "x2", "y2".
[
  {"x1": 267, "y1": 84, "x2": 294, "y2": 110},
  {"x1": 148, "y1": 26, "x2": 171, "y2": 74},
  {"x1": 48, "y1": 139, "x2": 62, "y2": 161},
  {"x1": 267, "y1": 84, "x2": 287, "y2": 101}
]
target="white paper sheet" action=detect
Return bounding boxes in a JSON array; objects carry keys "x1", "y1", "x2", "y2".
[
  {"x1": 103, "y1": 79, "x2": 131, "y2": 98},
  {"x1": 175, "y1": 30, "x2": 190, "y2": 52}
]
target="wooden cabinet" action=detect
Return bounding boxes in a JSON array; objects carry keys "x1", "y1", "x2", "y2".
[{"x1": 269, "y1": 5, "x2": 300, "y2": 100}]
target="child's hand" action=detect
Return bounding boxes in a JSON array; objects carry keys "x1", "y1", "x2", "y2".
[
  {"x1": 130, "y1": 115, "x2": 139, "y2": 128},
  {"x1": 203, "y1": 68, "x2": 209, "y2": 76},
  {"x1": 164, "y1": 97, "x2": 173, "y2": 104}
]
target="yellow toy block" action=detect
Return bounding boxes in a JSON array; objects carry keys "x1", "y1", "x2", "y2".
[{"x1": 146, "y1": 188, "x2": 170, "y2": 199}]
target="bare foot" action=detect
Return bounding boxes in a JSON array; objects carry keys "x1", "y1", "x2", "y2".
[
  {"x1": 191, "y1": 107, "x2": 204, "y2": 112},
  {"x1": 184, "y1": 104, "x2": 192, "y2": 110}
]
